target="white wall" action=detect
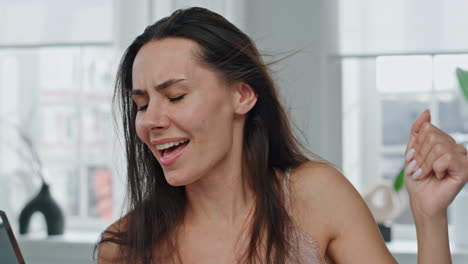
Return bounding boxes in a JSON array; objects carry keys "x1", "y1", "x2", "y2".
[{"x1": 244, "y1": 0, "x2": 342, "y2": 167}]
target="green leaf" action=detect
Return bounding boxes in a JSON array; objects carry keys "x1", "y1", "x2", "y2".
[
  {"x1": 393, "y1": 167, "x2": 405, "y2": 192},
  {"x1": 456, "y1": 67, "x2": 468, "y2": 101}
]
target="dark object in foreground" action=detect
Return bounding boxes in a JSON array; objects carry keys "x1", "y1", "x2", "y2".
[
  {"x1": 19, "y1": 183, "x2": 65, "y2": 235},
  {"x1": 378, "y1": 223, "x2": 392, "y2": 242}
]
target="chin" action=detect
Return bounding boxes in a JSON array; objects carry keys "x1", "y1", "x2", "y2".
[{"x1": 164, "y1": 171, "x2": 198, "y2": 187}]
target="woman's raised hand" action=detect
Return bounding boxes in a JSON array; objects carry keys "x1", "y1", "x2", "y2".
[{"x1": 404, "y1": 110, "x2": 468, "y2": 218}]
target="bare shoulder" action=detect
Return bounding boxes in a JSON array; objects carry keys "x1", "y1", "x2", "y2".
[
  {"x1": 289, "y1": 161, "x2": 350, "y2": 198},
  {"x1": 96, "y1": 217, "x2": 127, "y2": 264},
  {"x1": 289, "y1": 161, "x2": 357, "y2": 211},
  {"x1": 288, "y1": 161, "x2": 358, "y2": 238},
  {"x1": 288, "y1": 161, "x2": 397, "y2": 263}
]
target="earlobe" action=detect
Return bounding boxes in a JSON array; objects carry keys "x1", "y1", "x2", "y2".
[{"x1": 234, "y1": 82, "x2": 257, "y2": 115}]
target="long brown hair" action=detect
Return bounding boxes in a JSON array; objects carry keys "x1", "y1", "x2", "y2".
[{"x1": 95, "y1": 7, "x2": 319, "y2": 264}]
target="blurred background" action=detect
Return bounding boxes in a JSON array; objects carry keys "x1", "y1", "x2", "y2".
[{"x1": 1, "y1": 0, "x2": 468, "y2": 263}]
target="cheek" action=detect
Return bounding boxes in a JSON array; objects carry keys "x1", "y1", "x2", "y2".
[
  {"x1": 134, "y1": 114, "x2": 148, "y2": 143},
  {"x1": 184, "y1": 104, "x2": 207, "y2": 126},
  {"x1": 183, "y1": 99, "x2": 230, "y2": 132}
]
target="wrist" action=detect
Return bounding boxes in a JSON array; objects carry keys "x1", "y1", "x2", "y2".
[
  {"x1": 409, "y1": 196, "x2": 448, "y2": 220},
  {"x1": 412, "y1": 208, "x2": 449, "y2": 243},
  {"x1": 413, "y1": 211, "x2": 448, "y2": 228},
  {"x1": 411, "y1": 205, "x2": 447, "y2": 220},
  {"x1": 412, "y1": 210, "x2": 451, "y2": 264}
]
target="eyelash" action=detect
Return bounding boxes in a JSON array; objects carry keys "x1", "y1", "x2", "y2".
[
  {"x1": 169, "y1": 95, "x2": 185, "y2": 102},
  {"x1": 137, "y1": 105, "x2": 148, "y2": 111},
  {"x1": 136, "y1": 95, "x2": 185, "y2": 111}
]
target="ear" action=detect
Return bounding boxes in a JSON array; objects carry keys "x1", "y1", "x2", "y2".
[{"x1": 232, "y1": 82, "x2": 257, "y2": 115}]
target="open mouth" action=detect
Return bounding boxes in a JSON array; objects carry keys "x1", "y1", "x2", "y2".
[{"x1": 158, "y1": 140, "x2": 190, "y2": 159}]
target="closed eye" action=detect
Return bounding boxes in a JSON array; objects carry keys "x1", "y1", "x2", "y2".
[
  {"x1": 136, "y1": 95, "x2": 185, "y2": 111},
  {"x1": 169, "y1": 95, "x2": 185, "y2": 102},
  {"x1": 137, "y1": 105, "x2": 148, "y2": 111}
]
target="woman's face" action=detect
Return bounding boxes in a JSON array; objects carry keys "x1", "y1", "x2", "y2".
[{"x1": 131, "y1": 38, "x2": 240, "y2": 186}]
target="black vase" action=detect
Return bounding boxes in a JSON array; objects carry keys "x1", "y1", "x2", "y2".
[
  {"x1": 19, "y1": 182, "x2": 65, "y2": 235},
  {"x1": 378, "y1": 223, "x2": 392, "y2": 242}
]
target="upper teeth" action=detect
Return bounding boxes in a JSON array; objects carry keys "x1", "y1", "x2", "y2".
[{"x1": 156, "y1": 139, "x2": 189, "y2": 150}]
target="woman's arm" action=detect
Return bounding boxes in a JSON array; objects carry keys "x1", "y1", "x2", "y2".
[
  {"x1": 413, "y1": 212, "x2": 450, "y2": 264},
  {"x1": 404, "y1": 110, "x2": 468, "y2": 264},
  {"x1": 293, "y1": 109, "x2": 468, "y2": 263}
]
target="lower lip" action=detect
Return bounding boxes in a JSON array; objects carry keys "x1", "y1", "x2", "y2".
[{"x1": 159, "y1": 143, "x2": 189, "y2": 166}]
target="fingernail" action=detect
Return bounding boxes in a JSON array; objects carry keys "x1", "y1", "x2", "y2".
[
  {"x1": 406, "y1": 160, "x2": 417, "y2": 174},
  {"x1": 412, "y1": 168, "x2": 422, "y2": 179},
  {"x1": 406, "y1": 148, "x2": 415, "y2": 161}
]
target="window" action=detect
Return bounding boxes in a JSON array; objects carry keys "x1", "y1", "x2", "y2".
[
  {"x1": 0, "y1": 0, "x2": 116, "y2": 232},
  {"x1": 342, "y1": 53, "x2": 468, "y2": 229},
  {"x1": 338, "y1": 0, "x2": 468, "y2": 242},
  {"x1": 36, "y1": 46, "x2": 116, "y2": 220},
  {"x1": 0, "y1": 0, "x2": 244, "y2": 234}
]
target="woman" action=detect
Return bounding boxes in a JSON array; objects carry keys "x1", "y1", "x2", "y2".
[{"x1": 96, "y1": 7, "x2": 468, "y2": 263}]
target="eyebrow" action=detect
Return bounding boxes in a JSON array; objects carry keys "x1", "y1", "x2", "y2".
[{"x1": 131, "y1": 78, "x2": 186, "y2": 95}]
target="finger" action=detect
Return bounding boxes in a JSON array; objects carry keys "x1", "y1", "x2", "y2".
[
  {"x1": 411, "y1": 110, "x2": 431, "y2": 134},
  {"x1": 407, "y1": 110, "x2": 431, "y2": 153},
  {"x1": 456, "y1": 144, "x2": 468, "y2": 156},
  {"x1": 432, "y1": 153, "x2": 456, "y2": 180},
  {"x1": 412, "y1": 121, "x2": 456, "y2": 169},
  {"x1": 405, "y1": 157, "x2": 419, "y2": 177},
  {"x1": 414, "y1": 135, "x2": 454, "y2": 172},
  {"x1": 440, "y1": 152, "x2": 468, "y2": 182},
  {"x1": 415, "y1": 122, "x2": 456, "y2": 147},
  {"x1": 423, "y1": 149, "x2": 468, "y2": 181},
  {"x1": 412, "y1": 143, "x2": 448, "y2": 180}
]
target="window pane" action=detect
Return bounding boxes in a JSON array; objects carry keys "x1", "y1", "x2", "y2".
[
  {"x1": 0, "y1": 0, "x2": 113, "y2": 44},
  {"x1": 43, "y1": 166, "x2": 80, "y2": 217},
  {"x1": 39, "y1": 48, "x2": 81, "y2": 93},
  {"x1": 81, "y1": 48, "x2": 115, "y2": 96},
  {"x1": 0, "y1": 122, "x2": 44, "y2": 214},
  {"x1": 88, "y1": 167, "x2": 113, "y2": 219},
  {"x1": 377, "y1": 56, "x2": 432, "y2": 93},
  {"x1": 80, "y1": 48, "x2": 114, "y2": 163},
  {"x1": 82, "y1": 105, "x2": 113, "y2": 159},
  {"x1": 380, "y1": 154, "x2": 404, "y2": 181},
  {"x1": 0, "y1": 46, "x2": 115, "y2": 222},
  {"x1": 381, "y1": 98, "x2": 430, "y2": 145},
  {"x1": 434, "y1": 54, "x2": 468, "y2": 91},
  {"x1": 0, "y1": 54, "x2": 18, "y2": 117},
  {"x1": 80, "y1": 48, "x2": 115, "y2": 219},
  {"x1": 438, "y1": 93, "x2": 468, "y2": 135},
  {"x1": 39, "y1": 105, "x2": 79, "y2": 160},
  {"x1": 379, "y1": 154, "x2": 413, "y2": 224}
]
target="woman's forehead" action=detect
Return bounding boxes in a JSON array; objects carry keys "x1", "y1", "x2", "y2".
[
  {"x1": 134, "y1": 38, "x2": 200, "y2": 69},
  {"x1": 131, "y1": 38, "x2": 201, "y2": 89}
]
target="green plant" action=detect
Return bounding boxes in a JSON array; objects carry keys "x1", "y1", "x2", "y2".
[
  {"x1": 393, "y1": 168, "x2": 405, "y2": 192},
  {"x1": 456, "y1": 67, "x2": 468, "y2": 100}
]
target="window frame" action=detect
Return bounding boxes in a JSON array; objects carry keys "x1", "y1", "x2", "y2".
[
  {"x1": 341, "y1": 50, "x2": 468, "y2": 240},
  {"x1": 0, "y1": 42, "x2": 120, "y2": 232},
  {"x1": 1, "y1": 0, "x2": 245, "y2": 234}
]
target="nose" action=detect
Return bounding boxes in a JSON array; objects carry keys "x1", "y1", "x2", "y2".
[{"x1": 140, "y1": 101, "x2": 171, "y2": 131}]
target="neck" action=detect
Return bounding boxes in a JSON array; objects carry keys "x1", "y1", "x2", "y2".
[
  {"x1": 184, "y1": 123, "x2": 254, "y2": 227},
  {"x1": 184, "y1": 157, "x2": 255, "y2": 227}
]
